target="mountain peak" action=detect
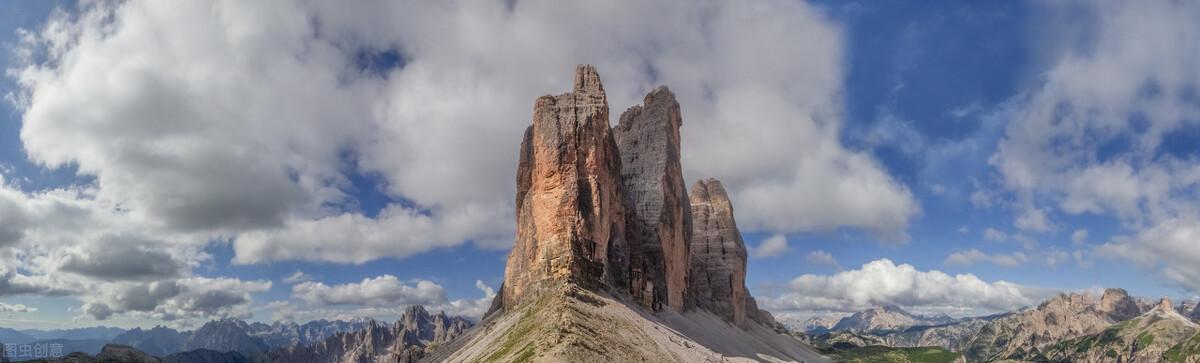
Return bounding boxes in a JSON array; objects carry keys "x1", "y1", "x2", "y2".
[
  {"x1": 465, "y1": 65, "x2": 824, "y2": 362},
  {"x1": 573, "y1": 64, "x2": 605, "y2": 95}
]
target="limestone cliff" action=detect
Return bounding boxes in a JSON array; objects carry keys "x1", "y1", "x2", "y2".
[
  {"x1": 466, "y1": 65, "x2": 827, "y2": 362},
  {"x1": 614, "y1": 86, "x2": 691, "y2": 312},
  {"x1": 1100, "y1": 288, "x2": 1143, "y2": 322},
  {"x1": 501, "y1": 64, "x2": 627, "y2": 309},
  {"x1": 687, "y1": 178, "x2": 752, "y2": 326}
]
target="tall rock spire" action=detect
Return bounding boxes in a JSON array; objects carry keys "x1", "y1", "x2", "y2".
[
  {"x1": 501, "y1": 65, "x2": 626, "y2": 309},
  {"x1": 687, "y1": 178, "x2": 748, "y2": 325},
  {"x1": 615, "y1": 86, "x2": 692, "y2": 312}
]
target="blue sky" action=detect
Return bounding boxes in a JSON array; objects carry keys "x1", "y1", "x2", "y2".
[{"x1": 1, "y1": 0, "x2": 1199, "y2": 329}]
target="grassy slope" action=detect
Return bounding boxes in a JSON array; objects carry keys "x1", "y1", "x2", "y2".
[{"x1": 827, "y1": 346, "x2": 960, "y2": 363}]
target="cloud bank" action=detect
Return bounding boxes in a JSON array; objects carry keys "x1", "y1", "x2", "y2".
[{"x1": 763, "y1": 259, "x2": 1056, "y2": 316}]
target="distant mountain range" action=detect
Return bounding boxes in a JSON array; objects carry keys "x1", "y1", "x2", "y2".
[
  {"x1": 0, "y1": 327, "x2": 125, "y2": 345},
  {"x1": 1, "y1": 305, "x2": 469, "y2": 363},
  {"x1": 799, "y1": 288, "x2": 1200, "y2": 362}
]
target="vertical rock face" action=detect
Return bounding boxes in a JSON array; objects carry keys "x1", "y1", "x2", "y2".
[
  {"x1": 1156, "y1": 297, "x2": 1175, "y2": 313},
  {"x1": 1099, "y1": 288, "x2": 1142, "y2": 321},
  {"x1": 614, "y1": 86, "x2": 691, "y2": 312},
  {"x1": 502, "y1": 65, "x2": 627, "y2": 309},
  {"x1": 687, "y1": 178, "x2": 749, "y2": 325},
  {"x1": 497, "y1": 65, "x2": 776, "y2": 330}
]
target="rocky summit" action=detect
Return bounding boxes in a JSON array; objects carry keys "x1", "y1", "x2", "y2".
[
  {"x1": 456, "y1": 65, "x2": 827, "y2": 362},
  {"x1": 614, "y1": 85, "x2": 691, "y2": 312},
  {"x1": 687, "y1": 178, "x2": 751, "y2": 325},
  {"x1": 501, "y1": 64, "x2": 626, "y2": 310},
  {"x1": 496, "y1": 65, "x2": 779, "y2": 325}
]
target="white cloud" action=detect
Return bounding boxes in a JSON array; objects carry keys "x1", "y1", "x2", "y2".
[
  {"x1": 282, "y1": 271, "x2": 312, "y2": 285},
  {"x1": 988, "y1": 0, "x2": 1200, "y2": 293},
  {"x1": 234, "y1": 204, "x2": 509, "y2": 264},
  {"x1": 6, "y1": 0, "x2": 918, "y2": 271},
  {"x1": 992, "y1": 0, "x2": 1200, "y2": 228},
  {"x1": 1095, "y1": 219, "x2": 1200, "y2": 292},
  {"x1": 0, "y1": 301, "x2": 36, "y2": 313},
  {"x1": 751, "y1": 234, "x2": 791, "y2": 259},
  {"x1": 1071, "y1": 229, "x2": 1088, "y2": 245},
  {"x1": 983, "y1": 227, "x2": 1007, "y2": 242},
  {"x1": 805, "y1": 250, "x2": 838, "y2": 268},
  {"x1": 762, "y1": 259, "x2": 1054, "y2": 315},
  {"x1": 79, "y1": 277, "x2": 271, "y2": 322},
  {"x1": 1014, "y1": 208, "x2": 1052, "y2": 233},
  {"x1": 292, "y1": 275, "x2": 446, "y2": 308},
  {"x1": 0, "y1": 176, "x2": 270, "y2": 324},
  {"x1": 280, "y1": 277, "x2": 496, "y2": 321},
  {"x1": 944, "y1": 249, "x2": 1027, "y2": 268}
]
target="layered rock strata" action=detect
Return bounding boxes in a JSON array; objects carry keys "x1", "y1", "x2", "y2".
[
  {"x1": 614, "y1": 86, "x2": 691, "y2": 312},
  {"x1": 501, "y1": 65, "x2": 627, "y2": 309},
  {"x1": 687, "y1": 178, "x2": 752, "y2": 325},
  {"x1": 498, "y1": 65, "x2": 774, "y2": 327}
]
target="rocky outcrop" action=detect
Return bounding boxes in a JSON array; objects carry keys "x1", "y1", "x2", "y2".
[
  {"x1": 1100, "y1": 288, "x2": 1143, "y2": 321},
  {"x1": 264, "y1": 306, "x2": 471, "y2": 363},
  {"x1": 802, "y1": 315, "x2": 844, "y2": 334},
  {"x1": 471, "y1": 65, "x2": 826, "y2": 362},
  {"x1": 831, "y1": 305, "x2": 957, "y2": 332},
  {"x1": 1157, "y1": 297, "x2": 1176, "y2": 313},
  {"x1": 747, "y1": 293, "x2": 784, "y2": 329},
  {"x1": 111, "y1": 326, "x2": 188, "y2": 357},
  {"x1": 184, "y1": 319, "x2": 269, "y2": 358},
  {"x1": 614, "y1": 86, "x2": 691, "y2": 312},
  {"x1": 502, "y1": 64, "x2": 627, "y2": 310},
  {"x1": 1043, "y1": 300, "x2": 1200, "y2": 363},
  {"x1": 963, "y1": 292, "x2": 1118, "y2": 361},
  {"x1": 687, "y1": 178, "x2": 751, "y2": 325}
]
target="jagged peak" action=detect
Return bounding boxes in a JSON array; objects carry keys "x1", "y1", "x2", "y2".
[
  {"x1": 404, "y1": 304, "x2": 430, "y2": 318},
  {"x1": 573, "y1": 64, "x2": 605, "y2": 96},
  {"x1": 689, "y1": 178, "x2": 731, "y2": 206},
  {"x1": 1156, "y1": 297, "x2": 1174, "y2": 313}
]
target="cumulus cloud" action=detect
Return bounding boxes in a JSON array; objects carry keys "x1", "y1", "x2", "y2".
[
  {"x1": 992, "y1": 0, "x2": 1200, "y2": 225},
  {"x1": 279, "y1": 278, "x2": 496, "y2": 321},
  {"x1": 293, "y1": 275, "x2": 446, "y2": 308},
  {"x1": 234, "y1": 204, "x2": 509, "y2": 264},
  {"x1": 1095, "y1": 219, "x2": 1200, "y2": 292},
  {"x1": 983, "y1": 227, "x2": 1007, "y2": 242},
  {"x1": 282, "y1": 271, "x2": 312, "y2": 285},
  {"x1": 751, "y1": 234, "x2": 791, "y2": 259},
  {"x1": 80, "y1": 277, "x2": 271, "y2": 321},
  {"x1": 762, "y1": 259, "x2": 1055, "y2": 315},
  {"x1": 7, "y1": 0, "x2": 918, "y2": 270},
  {"x1": 944, "y1": 249, "x2": 1027, "y2": 268},
  {"x1": 805, "y1": 250, "x2": 838, "y2": 268},
  {"x1": 986, "y1": 0, "x2": 1200, "y2": 293},
  {"x1": 1014, "y1": 208, "x2": 1052, "y2": 233},
  {"x1": 1070, "y1": 229, "x2": 1088, "y2": 245},
  {"x1": 0, "y1": 301, "x2": 36, "y2": 313}
]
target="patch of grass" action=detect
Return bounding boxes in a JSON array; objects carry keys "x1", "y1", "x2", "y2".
[
  {"x1": 829, "y1": 345, "x2": 961, "y2": 363},
  {"x1": 1163, "y1": 332, "x2": 1200, "y2": 362},
  {"x1": 1137, "y1": 331, "x2": 1155, "y2": 347},
  {"x1": 479, "y1": 297, "x2": 543, "y2": 363},
  {"x1": 513, "y1": 346, "x2": 537, "y2": 363}
]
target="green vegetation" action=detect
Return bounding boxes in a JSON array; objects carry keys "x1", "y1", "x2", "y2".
[
  {"x1": 1164, "y1": 332, "x2": 1200, "y2": 363},
  {"x1": 479, "y1": 295, "x2": 544, "y2": 363},
  {"x1": 827, "y1": 345, "x2": 961, "y2": 363},
  {"x1": 1137, "y1": 331, "x2": 1155, "y2": 347}
]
